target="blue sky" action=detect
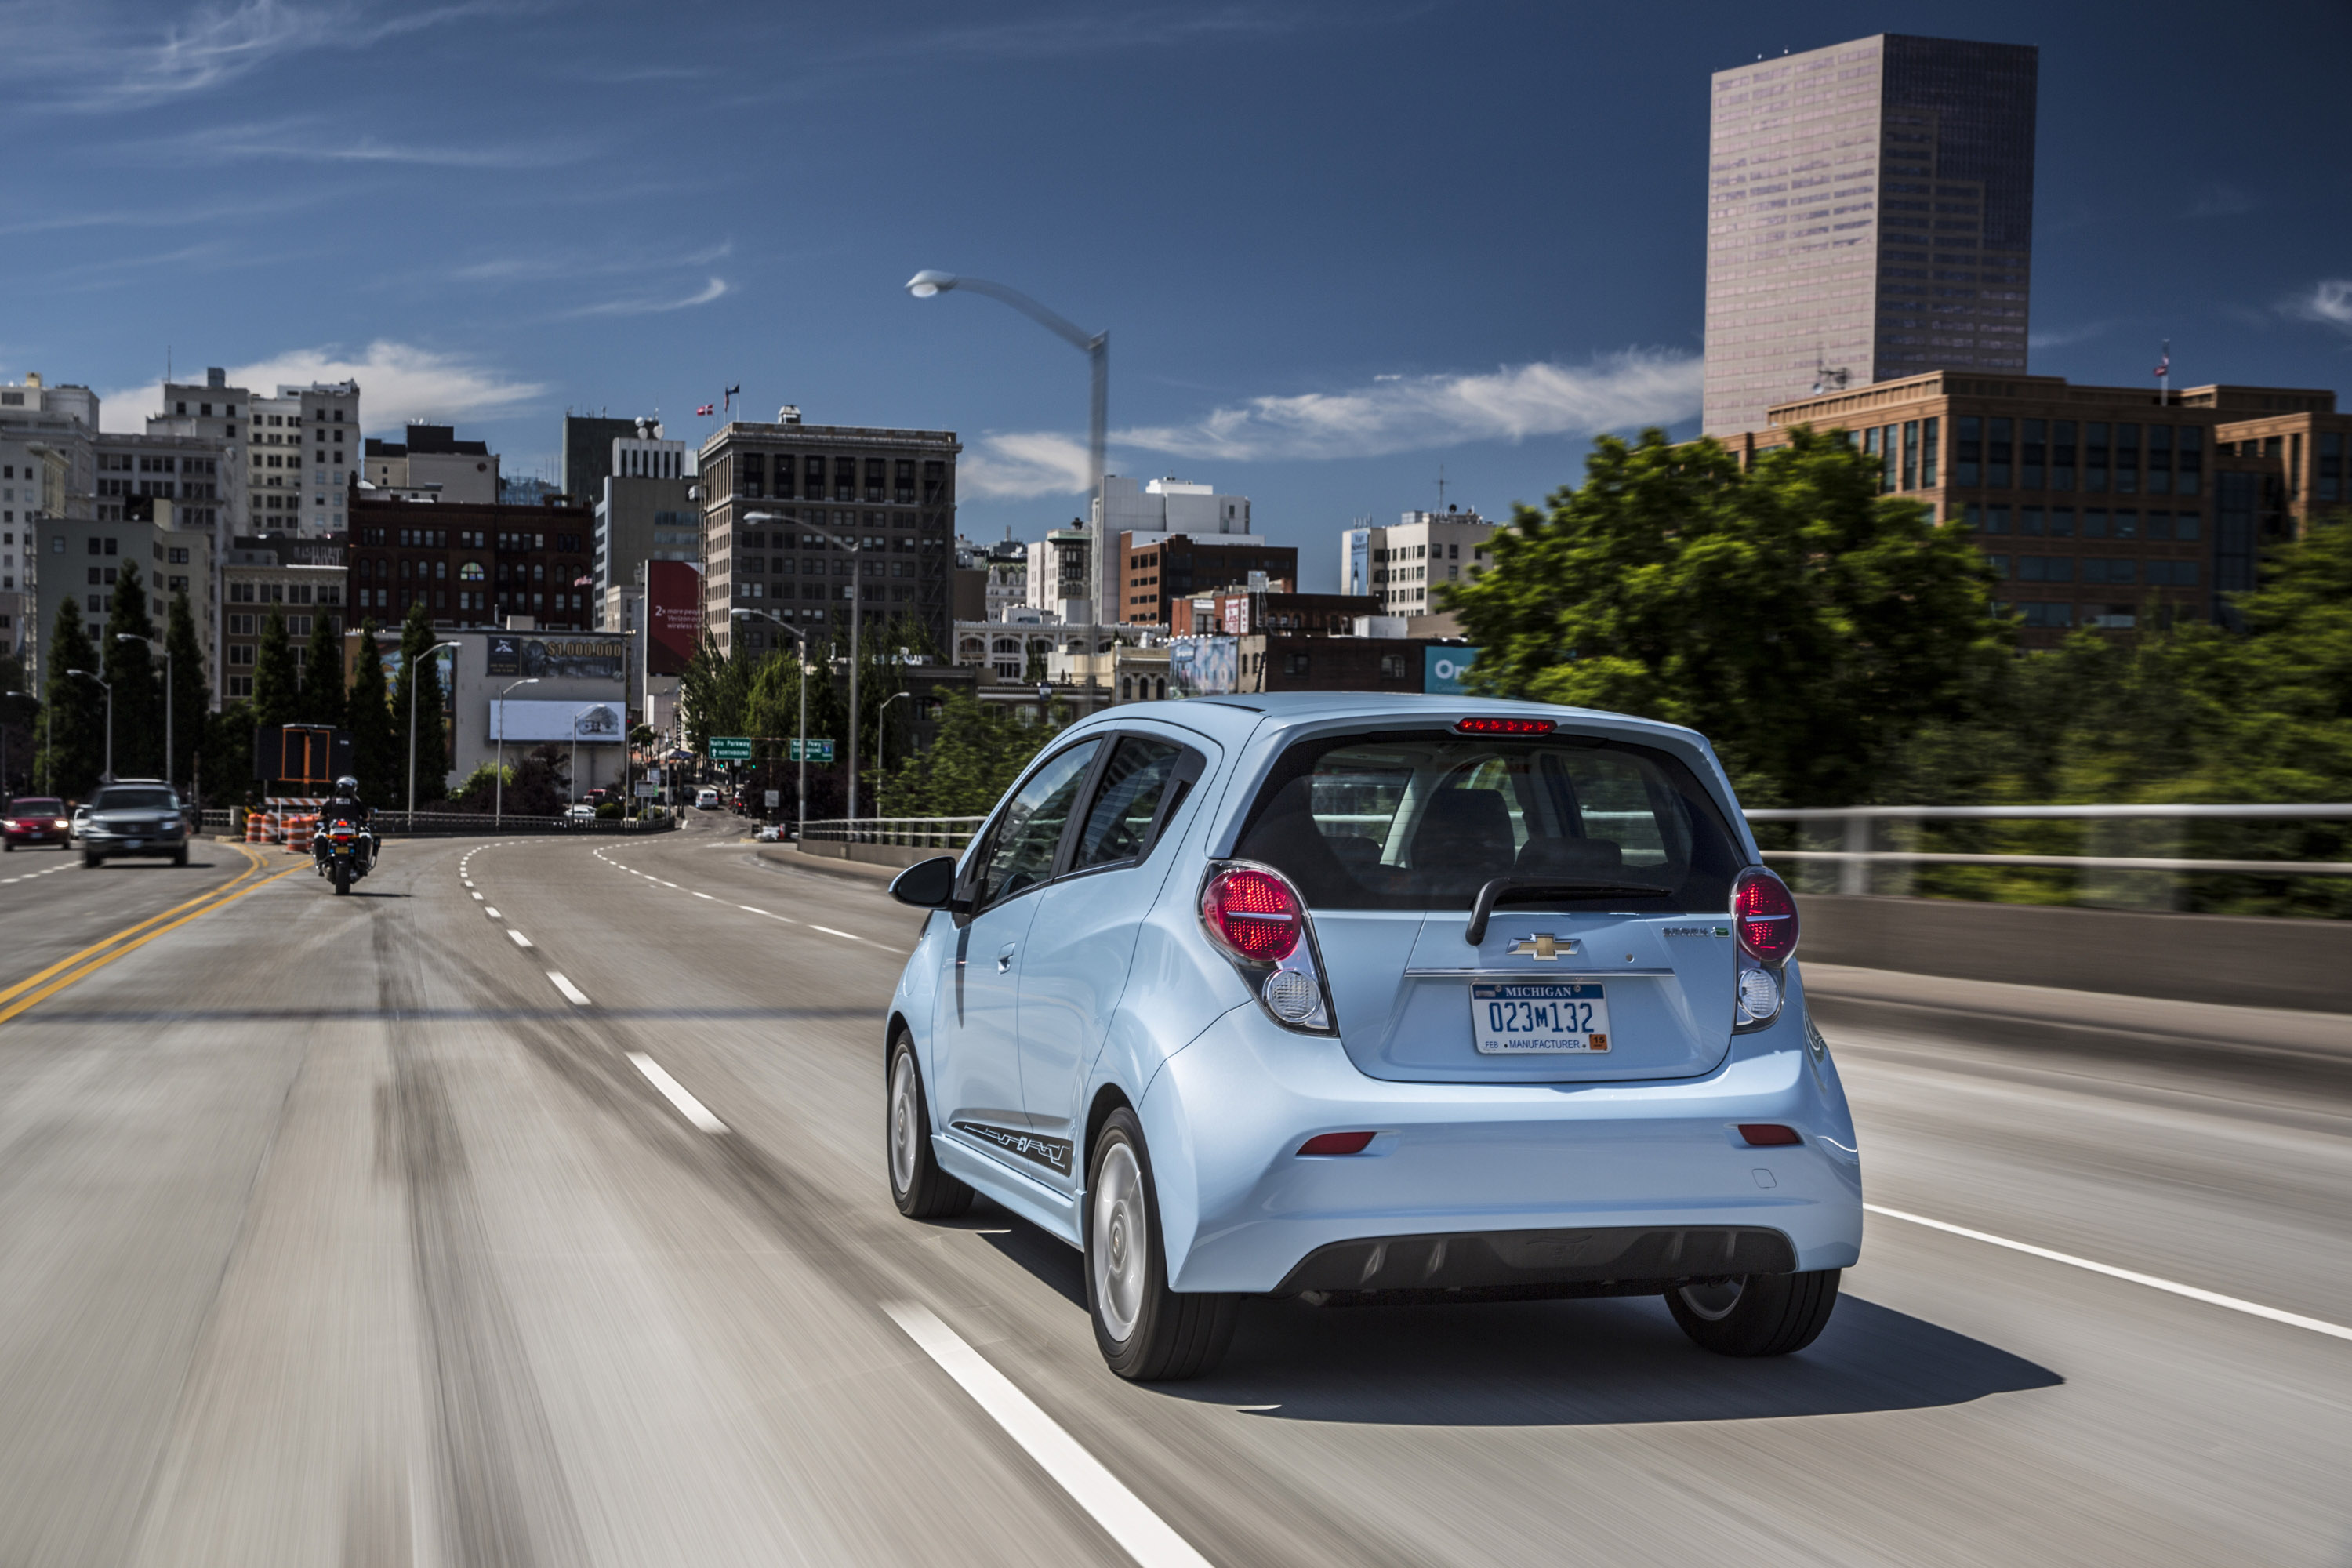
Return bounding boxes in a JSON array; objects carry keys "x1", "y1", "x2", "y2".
[{"x1": 8, "y1": 0, "x2": 2349, "y2": 589}]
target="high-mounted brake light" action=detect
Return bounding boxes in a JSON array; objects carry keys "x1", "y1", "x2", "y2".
[
  {"x1": 1732, "y1": 866, "x2": 1799, "y2": 964},
  {"x1": 1453, "y1": 717, "x2": 1555, "y2": 735},
  {"x1": 1201, "y1": 867, "x2": 1303, "y2": 964}
]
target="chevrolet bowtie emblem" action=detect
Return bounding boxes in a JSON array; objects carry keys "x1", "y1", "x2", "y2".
[{"x1": 1508, "y1": 934, "x2": 1574, "y2": 960}]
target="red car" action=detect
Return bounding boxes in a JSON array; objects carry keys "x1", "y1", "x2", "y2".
[{"x1": 4, "y1": 797, "x2": 70, "y2": 850}]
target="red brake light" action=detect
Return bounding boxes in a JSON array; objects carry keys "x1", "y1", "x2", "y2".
[
  {"x1": 1732, "y1": 867, "x2": 1799, "y2": 964},
  {"x1": 1297, "y1": 1131, "x2": 1376, "y2": 1156},
  {"x1": 1201, "y1": 867, "x2": 1303, "y2": 964},
  {"x1": 1453, "y1": 717, "x2": 1555, "y2": 735},
  {"x1": 1738, "y1": 1123, "x2": 1802, "y2": 1146}
]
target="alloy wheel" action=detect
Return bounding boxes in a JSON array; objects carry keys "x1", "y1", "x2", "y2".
[{"x1": 1091, "y1": 1141, "x2": 1147, "y2": 1342}]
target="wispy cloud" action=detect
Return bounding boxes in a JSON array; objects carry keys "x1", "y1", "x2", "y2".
[
  {"x1": 899, "y1": 5, "x2": 1295, "y2": 61},
  {"x1": 134, "y1": 116, "x2": 585, "y2": 169},
  {"x1": 100, "y1": 339, "x2": 543, "y2": 433},
  {"x1": 2, "y1": 0, "x2": 512, "y2": 112},
  {"x1": 2290, "y1": 280, "x2": 2352, "y2": 336},
  {"x1": 2027, "y1": 321, "x2": 2111, "y2": 350},
  {"x1": 960, "y1": 351, "x2": 1704, "y2": 498},
  {"x1": 565, "y1": 277, "x2": 731, "y2": 318},
  {"x1": 452, "y1": 240, "x2": 731, "y2": 285}
]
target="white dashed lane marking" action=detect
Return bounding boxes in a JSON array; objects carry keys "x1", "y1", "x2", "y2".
[
  {"x1": 627, "y1": 1052, "x2": 728, "y2": 1133},
  {"x1": 811, "y1": 925, "x2": 860, "y2": 942},
  {"x1": 484, "y1": 908, "x2": 502, "y2": 920},
  {"x1": 507, "y1": 930, "x2": 533, "y2": 949},
  {"x1": 548, "y1": 972, "x2": 590, "y2": 1005}
]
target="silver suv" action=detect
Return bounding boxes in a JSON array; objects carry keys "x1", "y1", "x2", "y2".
[{"x1": 80, "y1": 782, "x2": 192, "y2": 868}]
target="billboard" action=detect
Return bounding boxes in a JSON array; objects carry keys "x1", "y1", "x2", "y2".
[
  {"x1": 647, "y1": 560, "x2": 701, "y2": 677},
  {"x1": 1169, "y1": 636, "x2": 1240, "y2": 697},
  {"x1": 1424, "y1": 646, "x2": 1481, "y2": 696},
  {"x1": 485, "y1": 634, "x2": 623, "y2": 681},
  {"x1": 489, "y1": 700, "x2": 626, "y2": 742}
]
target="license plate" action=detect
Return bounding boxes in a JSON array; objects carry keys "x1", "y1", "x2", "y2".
[
  {"x1": 125, "y1": 839, "x2": 143, "y2": 849},
  {"x1": 1472, "y1": 982, "x2": 1610, "y2": 1054}
]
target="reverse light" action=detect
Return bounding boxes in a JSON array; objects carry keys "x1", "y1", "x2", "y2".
[
  {"x1": 1297, "y1": 1131, "x2": 1376, "y2": 1156},
  {"x1": 1732, "y1": 866, "x2": 1799, "y2": 964},
  {"x1": 1737, "y1": 1123, "x2": 1802, "y2": 1147},
  {"x1": 1453, "y1": 717, "x2": 1555, "y2": 735},
  {"x1": 1202, "y1": 867, "x2": 1303, "y2": 964},
  {"x1": 1736, "y1": 966, "x2": 1780, "y2": 1018}
]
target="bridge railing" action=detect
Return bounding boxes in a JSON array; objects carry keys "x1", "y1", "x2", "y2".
[{"x1": 799, "y1": 816, "x2": 988, "y2": 851}]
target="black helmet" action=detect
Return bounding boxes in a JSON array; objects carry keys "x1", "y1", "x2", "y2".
[{"x1": 336, "y1": 775, "x2": 359, "y2": 794}]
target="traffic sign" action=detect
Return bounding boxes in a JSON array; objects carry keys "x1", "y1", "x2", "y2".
[
  {"x1": 708, "y1": 735, "x2": 753, "y2": 761},
  {"x1": 789, "y1": 738, "x2": 835, "y2": 763}
]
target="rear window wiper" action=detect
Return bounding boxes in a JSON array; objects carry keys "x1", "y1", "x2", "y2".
[{"x1": 1465, "y1": 875, "x2": 1670, "y2": 944}]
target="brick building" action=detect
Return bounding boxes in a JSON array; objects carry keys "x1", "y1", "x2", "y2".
[
  {"x1": 1116, "y1": 532, "x2": 1299, "y2": 626},
  {"x1": 1170, "y1": 585, "x2": 1374, "y2": 637},
  {"x1": 347, "y1": 495, "x2": 595, "y2": 632}
]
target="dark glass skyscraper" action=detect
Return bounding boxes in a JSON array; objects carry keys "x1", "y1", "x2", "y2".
[{"x1": 1703, "y1": 34, "x2": 2038, "y2": 436}]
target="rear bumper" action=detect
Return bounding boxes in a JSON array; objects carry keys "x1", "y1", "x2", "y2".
[
  {"x1": 83, "y1": 834, "x2": 185, "y2": 858},
  {"x1": 1136, "y1": 984, "x2": 1863, "y2": 1294}
]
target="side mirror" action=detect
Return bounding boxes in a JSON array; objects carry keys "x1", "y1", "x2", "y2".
[{"x1": 889, "y1": 855, "x2": 960, "y2": 909}]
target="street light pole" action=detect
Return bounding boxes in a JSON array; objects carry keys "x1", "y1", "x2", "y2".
[
  {"x1": 493, "y1": 676, "x2": 540, "y2": 828},
  {"x1": 732, "y1": 608, "x2": 810, "y2": 841},
  {"x1": 906, "y1": 270, "x2": 1107, "y2": 503},
  {"x1": 114, "y1": 635, "x2": 169, "y2": 794},
  {"x1": 66, "y1": 669, "x2": 112, "y2": 782},
  {"x1": 408, "y1": 640, "x2": 461, "y2": 830},
  {"x1": 743, "y1": 511, "x2": 870, "y2": 826},
  {"x1": 875, "y1": 690, "x2": 910, "y2": 788}
]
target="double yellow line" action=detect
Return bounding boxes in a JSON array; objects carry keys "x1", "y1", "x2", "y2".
[{"x1": 0, "y1": 844, "x2": 314, "y2": 1028}]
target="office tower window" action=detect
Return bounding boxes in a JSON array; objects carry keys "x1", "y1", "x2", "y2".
[
  {"x1": 2053, "y1": 421, "x2": 2077, "y2": 490},
  {"x1": 2020, "y1": 506, "x2": 2045, "y2": 535},
  {"x1": 2114, "y1": 423, "x2": 2140, "y2": 495},
  {"x1": 1986, "y1": 503, "x2": 2012, "y2": 534},
  {"x1": 2083, "y1": 508, "x2": 2109, "y2": 539},
  {"x1": 1955, "y1": 416, "x2": 1981, "y2": 486},
  {"x1": 2085, "y1": 423, "x2": 2110, "y2": 493},
  {"x1": 2147, "y1": 424, "x2": 2173, "y2": 495},
  {"x1": 1988, "y1": 417, "x2": 2013, "y2": 488},
  {"x1": 2049, "y1": 506, "x2": 2075, "y2": 536},
  {"x1": 1922, "y1": 416, "x2": 1939, "y2": 486},
  {"x1": 2176, "y1": 426, "x2": 2203, "y2": 497},
  {"x1": 2022, "y1": 419, "x2": 2046, "y2": 488}
]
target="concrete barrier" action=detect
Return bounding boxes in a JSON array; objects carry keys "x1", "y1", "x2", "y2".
[
  {"x1": 794, "y1": 839, "x2": 942, "y2": 870},
  {"x1": 1796, "y1": 894, "x2": 2352, "y2": 1014}
]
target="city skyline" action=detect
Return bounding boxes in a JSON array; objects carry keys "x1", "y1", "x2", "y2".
[{"x1": 2, "y1": 1, "x2": 2347, "y2": 588}]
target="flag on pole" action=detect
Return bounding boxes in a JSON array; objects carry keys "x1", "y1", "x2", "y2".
[
  {"x1": 2154, "y1": 341, "x2": 2171, "y2": 379},
  {"x1": 695, "y1": 403, "x2": 714, "y2": 416},
  {"x1": 724, "y1": 383, "x2": 741, "y2": 415}
]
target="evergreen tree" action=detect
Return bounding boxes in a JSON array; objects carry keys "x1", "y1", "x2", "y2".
[
  {"x1": 252, "y1": 606, "x2": 300, "y2": 733},
  {"x1": 347, "y1": 622, "x2": 401, "y2": 807},
  {"x1": 0, "y1": 655, "x2": 34, "y2": 797},
  {"x1": 880, "y1": 690, "x2": 1061, "y2": 817},
  {"x1": 39, "y1": 602, "x2": 104, "y2": 797},
  {"x1": 103, "y1": 560, "x2": 162, "y2": 781},
  {"x1": 394, "y1": 601, "x2": 449, "y2": 806},
  {"x1": 301, "y1": 612, "x2": 345, "y2": 731},
  {"x1": 165, "y1": 589, "x2": 207, "y2": 796},
  {"x1": 199, "y1": 700, "x2": 256, "y2": 810}
]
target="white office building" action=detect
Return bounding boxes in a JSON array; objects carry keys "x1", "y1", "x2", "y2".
[
  {"x1": 1343, "y1": 506, "x2": 1500, "y2": 618},
  {"x1": 1088, "y1": 474, "x2": 1251, "y2": 622}
]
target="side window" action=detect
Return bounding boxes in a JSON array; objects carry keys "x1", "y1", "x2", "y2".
[
  {"x1": 1072, "y1": 737, "x2": 1190, "y2": 870},
  {"x1": 972, "y1": 741, "x2": 1101, "y2": 909}
]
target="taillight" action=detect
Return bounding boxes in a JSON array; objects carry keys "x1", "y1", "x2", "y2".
[
  {"x1": 1454, "y1": 717, "x2": 1554, "y2": 735},
  {"x1": 1732, "y1": 866, "x2": 1798, "y2": 964},
  {"x1": 1201, "y1": 867, "x2": 1303, "y2": 964}
]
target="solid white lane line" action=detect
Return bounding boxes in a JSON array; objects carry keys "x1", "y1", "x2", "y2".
[
  {"x1": 1865, "y1": 1203, "x2": 2352, "y2": 1343},
  {"x1": 659, "y1": 880, "x2": 680, "y2": 888},
  {"x1": 548, "y1": 972, "x2": 591, "y2": 1006},
  {"x1": 692, "y1": 891, "x2": 715, "y2": 900},
  {"x1": 884, "y1": 1302, "x2": 1214, "y2": 1568},
  {"x1": 508, "y1": 930, "x2": 533, "y2": 948},
  {"x1": 626, "y1": 1052, "x2": 727, "y2": 1133},
  {"x1": 485, "y1": 907, "x2": 502, "y2": 920},
  {"x1": 811, "y1": 925, "x2": 861, "y2": 941}
]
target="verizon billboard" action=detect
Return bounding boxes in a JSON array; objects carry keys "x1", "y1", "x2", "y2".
[{"x1": 646, "y1": 559, "x2": 700, "y2": 676}]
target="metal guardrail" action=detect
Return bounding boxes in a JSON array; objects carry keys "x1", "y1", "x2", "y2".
[
  {"x1": 1744, "y1": 803, "x2": 2352, "y2": 894},
  {"x1": 201, "y1": 809, "x2": 680, "y2": 838},
  {"x1": 801, "y1": 816, "x2": 986, "y2": 849}
]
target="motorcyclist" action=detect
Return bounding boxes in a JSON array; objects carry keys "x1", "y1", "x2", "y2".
[{"x1": 313, "y1": 775, "x2": 378, "y2": 873}]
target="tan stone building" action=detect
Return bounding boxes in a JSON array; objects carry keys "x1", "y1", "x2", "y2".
[{"x1": 1741, "y1": 372, "x2": 2347, "y2": 646}]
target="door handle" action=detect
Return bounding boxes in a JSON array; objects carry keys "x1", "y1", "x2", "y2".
[{"x1": 996, "y1": 943, "x2": 1017, "y2": 973}]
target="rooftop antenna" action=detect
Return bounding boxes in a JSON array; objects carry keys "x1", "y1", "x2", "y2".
[{"x1": 1436, "y1": 463, "x2": 1448, "y2": 512}]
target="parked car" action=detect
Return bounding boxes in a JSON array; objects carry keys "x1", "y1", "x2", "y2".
[
  {"x1": 564, "y1": 804, "x2": 597, "y2": 822},
  {"x1": 3, "y1": 797, "x2": 70, "y2": 850},
  {"x1": 78, "y1": 782, "x2": 192, "y2": 867},
  {"x1": 882, "y1": 695, "x2": 1860, "y2": 1380},
  {"x1": 695, "y1": 787, "x2": 720, "y2": 809},
  {"x1": 67, "y1": 804, "x2": 91, "y2": 847}
]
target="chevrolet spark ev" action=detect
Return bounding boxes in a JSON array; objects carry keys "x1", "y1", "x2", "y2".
[{"x1": 884, "y1": 695, "x2": 1862, "y2": 1380}]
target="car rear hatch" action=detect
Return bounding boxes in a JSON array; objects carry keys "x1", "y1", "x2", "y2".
[{"x1": 1229, "y1": 719, "x2": 1745, "y2": 1083}]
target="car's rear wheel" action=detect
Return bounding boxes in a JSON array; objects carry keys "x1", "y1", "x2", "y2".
[
  {"x1": 83, "y1": 850, "x2": 102, "y2": 869},
  {"x1": 886, "y1": 1034, "x2": 973, "y2": 1219},
  {"x1": 172, "y1": 847, "x2": 188, "y2": 867},
  {"x1": 1666, "y1": 1269, "x2": 1840, "y2": 1356},
  {"x1": 1087, "y1": 1109, "x2": 1236, "y2": 1381}
]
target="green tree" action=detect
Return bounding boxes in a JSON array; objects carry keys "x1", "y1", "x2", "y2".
[
  {"x1": 199, "y1": 700, "x2": 256, "y2": 811},
  {"x1": 252, "y1": 606, "x2": 299, "y2": 732},
  {"x1": 880, "y1": 690, "x2": 1062, "y2": 817},
  {"x1": 40, "y1": 601, "x2": 104, "y2": 797},
  {"x1": 164, "y1": 590, "x2": 208, "y2": 795},
  {"x1": 347, "y1": 622, "x2": 400, "y2": 807},
  {"x1": 103, "y1": 560, "x2": 162, "y2": 781},
  {"x1": 300, "y1": 612, "x2": 345, "y2": 731},
  {"x1": 0, "y1": 655, "x2": 34, "y2": 797},
  {"x1": 394, "y1": 601, "x2": 450, "y2": 807},
  {"x1": 1449, "y1": 426, "x2": 2002, "y2": 807},
  {"x1": 679, "y1": 633, "x2": 753, "y2": 752}
]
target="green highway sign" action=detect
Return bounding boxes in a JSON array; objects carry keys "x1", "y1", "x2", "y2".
[
  {"x1": 789, "y1": 738, "x2": 835, "y2": 763},
  {"x1": 707, "y1": 735, "x2": 753, "y2": 762}
]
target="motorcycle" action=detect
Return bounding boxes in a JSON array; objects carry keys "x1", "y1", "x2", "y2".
[{"x1": 314, "y1": 815, "x2": 373, "y2": 895}]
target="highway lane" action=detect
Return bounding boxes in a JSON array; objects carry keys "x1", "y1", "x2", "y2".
[
  {"x1": 0, "y1": 836, "x2": 261, "y2": 995},
  {"x1": 0, "y1": 813, "x2": 2346, "y2": 1566}
]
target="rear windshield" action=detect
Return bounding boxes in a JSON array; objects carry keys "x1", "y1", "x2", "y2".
[
  {"x1": 1232, "y1": 729, "x2": 1744, "y2": 913},
  {"x1": 9, "y1": 799, "x2": 62, "y2": 815},
  {"x1": 91, "y1": 787, "x2": 176, "y2": 811}
]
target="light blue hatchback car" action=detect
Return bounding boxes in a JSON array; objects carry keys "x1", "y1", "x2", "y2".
[{"x1": 884, "y1": 694, "x2": 1863, "y2": 1380}]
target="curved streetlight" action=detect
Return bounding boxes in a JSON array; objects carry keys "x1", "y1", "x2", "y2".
[
  {"x1": 65, "y1": 669, "x2": 112, "y2": 783},
  {"x1": 733, "y1": 608, "x2": 812, "y2": 842},
  {"x1": 904, "y1": 270, "x2": 1108, "y2": 511},
  {"x1": 874, "y1": 691, "x2": 912, "y2": 790},
  {"x1": 408, "y1": 640, "x2": 463, "y2": 830},
  {"x1": 744, "y1": 510, "x2": 877, "y2": 824},
  {"x1": 116, "y1": 634, "x2": 171, "y2": 795},
  {"x1": 493, "y1": 677, "x2": 539, "y2": 828}
]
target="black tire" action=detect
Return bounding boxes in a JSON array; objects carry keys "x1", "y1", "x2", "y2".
[
  {"x1": 172, "y1": 847, "x2": 188, "y2": 867},
  {"x1": 332, "y1": 859, "x2": 351, "y2": 895},
  {"x1": 1086, "y1": 1109, "x2": 1237, "y2": 1381},
  {"x1": 83, "y1": 850, "x2": 102, "y2": 869},
  {"x1": 1667, "y1": 1269, "x2": 1841, "y2": 1356},
  {"x1": 886, "y1": 1034, "x2": 973, "y2": 1219}
]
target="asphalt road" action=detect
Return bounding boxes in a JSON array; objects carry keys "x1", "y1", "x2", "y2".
[{"x1": 0, "y1": 811, "x2": 2346, "y2": 1567}]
